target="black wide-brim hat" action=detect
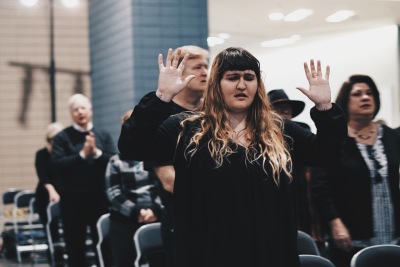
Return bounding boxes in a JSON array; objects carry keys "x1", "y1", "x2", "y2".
[{"x1": 267, "y1": 89, "x2": 305, "y2": 118}]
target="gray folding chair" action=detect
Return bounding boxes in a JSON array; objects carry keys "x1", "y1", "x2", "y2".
[
  {"x1": 1, "y1": 188, "x2": 22, "y2": 232},
  {"x1": 96, "y1": 213, "x2": 110, "y2": 267},
  {"x1": 350, "y1": 244, "x2": 400, "y2": 267},
  {"x1": 46, "y1": 201, "x2": 65, "y2": 267},
  {"x1": 133, "y1": 222, "x2": 165, "y2": 267},
  {"x1": 13, "y1": 190, "x2": 48, "y2": 262},
  {"x1": 299, "y1": 255, "x2": 335, "y2": 267},
  {"x1": 297, "y1": 230, "x2": 320, "y2": 255}
]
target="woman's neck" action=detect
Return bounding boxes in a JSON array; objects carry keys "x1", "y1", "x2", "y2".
[
  {"x1": 348, "y1": 118, "x2": 377, "y2": 144},
  {"x1": 228, "y1": 113, "x2": 247, "y2": 132},
  {"x1": 348, "y1": 118, "x2": 373, "y2": 131}
]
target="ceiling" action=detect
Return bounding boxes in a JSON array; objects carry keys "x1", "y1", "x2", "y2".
[{"x1": 208, "y1": 0, "x2": 400, "y2": 51}]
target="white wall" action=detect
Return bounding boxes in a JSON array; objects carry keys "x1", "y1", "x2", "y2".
[{"x1": 212, "y1": 25, "x2": 400, "y2": 132}]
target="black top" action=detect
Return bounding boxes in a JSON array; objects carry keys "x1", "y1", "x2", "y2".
[
  {"x1": 118, "y1": 92, "x2": 347, "y2": 267},
  {"x1": 34, "y1": 147, "x2": 56, "y2": 203},
  {"x1": 35, "y1": 147, "x2": 53, "y2": 186},
  {"x1": 312, "y1": 125, "x2": 400, "y2": 239},
  {"x1": 50, "y1": 126, "x2": 116, "y2": 193}
]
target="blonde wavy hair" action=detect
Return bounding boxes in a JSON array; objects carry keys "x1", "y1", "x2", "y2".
[{"x1": 179, "y1": 47, "x2": 292, "y2": 184}]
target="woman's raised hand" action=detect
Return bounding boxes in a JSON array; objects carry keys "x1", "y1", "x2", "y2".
[
  {"x1": 156, "y1": 48, "x2": 196, "y2": 102},
  {"x1": 297, "y1": 59, "x2": 332, "y2": 111}
]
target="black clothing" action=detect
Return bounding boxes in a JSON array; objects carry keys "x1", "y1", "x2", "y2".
[
  {"x1": 136, "y1": 93, "x2": 189, "y2": 267},
  {"x1": 51, "y1": 126, "x2": 115, "y2": 267},
  {"x1": 34, "y1": 148, "x2": 55, "y2": 225},
  {"x1": 105, "y1": 153, "x2": 163, "y2": 267},
  {"x1": 118, "y1": 92, "x2": 347, "y2": 267},
  {"x1": 312, "y1": 125, "x2": 400, "y2": 240},
  {"x1": 51, "y1": 126, "x2": 115, "y2": 193}
]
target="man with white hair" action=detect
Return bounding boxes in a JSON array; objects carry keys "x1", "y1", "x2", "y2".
[
  {"x1": 51, "y1": 94, "x2": 115, "y2": 267},
  {"x1": 119, "y1": 45, "x2": 209, "y2": 267}
]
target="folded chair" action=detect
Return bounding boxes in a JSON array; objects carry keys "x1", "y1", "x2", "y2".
[
  {"x1": 46, "y1": 201, "x2": 66, "y2": 267},
  {"x1": 133, "y1": 222, "x2": 166, "y2": 267},
  {"x1": 96, "y1": 213, "x2": 110, "y2": 267},
  {"x1": 13, "y1": 190, "x2": 48, "y2": 262},
  {"x1": 299, "y1": 255, "x2": 335, "y2": 267},
  {"x1": 297, "y1": 230, "x2": 320, "y2": 255},
  {"x1": 350, "y1": 244, "x2": 400, "y2": 267}
]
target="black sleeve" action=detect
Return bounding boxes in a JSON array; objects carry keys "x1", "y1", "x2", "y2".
[
  {"x1": 285, "y1": 103, "x2": 347, "y2": 167},
  {"x1": 118, "y1": 92, "x2": 176, "y2": 160},
  {"x1": 94, "y1": 130, "x2": 116, "y2": 166},
  {"x1": 34, "y1": 149, "x2": 51, "y2": 184},
  {"x1": 50, "y1": 131, "x2": 86, "y2": 171}
]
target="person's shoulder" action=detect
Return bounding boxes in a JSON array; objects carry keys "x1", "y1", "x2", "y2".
[
  {"x1": 292, "y1": 121, "x2": 311, "y2": 131},
  {"x1": 167, "y1": 111, "x2": 198, "y2": 123},
  {"x1": 381, "y1": 124, "x2": 400, "y2": 138},
  {"x1": 36, "y1": 147, "x2": 49, "y2": 156},
  {"x1": 53, "y1": 126, "x2": 72, "y2": 139},
  {"x1": 395, "y1": 126, "x2": 400, "y2": 135}
]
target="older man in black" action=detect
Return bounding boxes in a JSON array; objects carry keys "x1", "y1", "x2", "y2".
[{"x1": 51, "y1": 94, "x2": 115, "y2": 267}]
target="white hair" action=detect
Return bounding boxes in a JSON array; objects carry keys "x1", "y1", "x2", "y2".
[
  {"x1": 46, "y1": 122, "x2": 64, "y2": 143},
  {"x1": 68, "y1": 94, "x2": 92, "y2": 109}
]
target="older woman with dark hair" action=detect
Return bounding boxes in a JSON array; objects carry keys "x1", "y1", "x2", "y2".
[{"x1": 313, "y1": 74, "x2": 400, "y2": 267}]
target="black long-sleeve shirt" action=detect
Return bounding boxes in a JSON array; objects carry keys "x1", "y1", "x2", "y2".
[
  {"x1": 51, "y1": 126, "x2": 116, "y2": 193},
  {"x1": 118, "y1": 93, "x2": 347, "y2": 267}
]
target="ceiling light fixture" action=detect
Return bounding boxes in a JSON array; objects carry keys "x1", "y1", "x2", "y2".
[
  {"x1": 261, "y1": 35, "x2": 301, "y2": 48},
  {"x1": 207, "y1": 36, "x2": 225, "y2": 47},
  {"x1": 268, "y1": 12, "x2": 284, "y2": 21},
  {"x1": 19, "y1": 0, "x2": 39, "y2": 6},
  {"x1": 218, "y1": 33, "x2": 231, "y2": 39},
  {"x1": 284, "y1": 9, "x2": 314, "y2": 22},
  {"x1": 325, "y1": 10, "x2": 355, "y2": 22}
]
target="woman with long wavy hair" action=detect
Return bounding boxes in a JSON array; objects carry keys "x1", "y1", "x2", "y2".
[{"x1": 118, "y1": 47, "x2": 347, "y2": 267}]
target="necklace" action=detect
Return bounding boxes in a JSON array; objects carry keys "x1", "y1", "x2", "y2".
[{"x1": 352, "y1": 125, "x2": 375, "y2": 140}]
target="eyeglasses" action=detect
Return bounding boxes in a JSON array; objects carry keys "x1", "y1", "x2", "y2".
[{"x1": 366, "y1": 145, "x2": 382, "y2": 184}]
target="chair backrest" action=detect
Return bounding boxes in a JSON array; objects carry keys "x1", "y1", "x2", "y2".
[
  {"x1": 2, "y1": 188, "x2": 23, "y2": 205},
  {"x1": 1, "y1": 188, "x2": 23, "y2": 231},
  {"x1": 13, "y1": 190, "x2": 35, "y2": 229},
  {"x1": 133, "y1": 222, "x2": 164, "y2": 267},
  {"x1": 297, "y1": 230, "x2": 320, "y2": 256},
  {"x1": 299, "y1": 255, "x2": 335, "y2": 267},
  {"x1": 350, "y1": 244, "x2": 400, "y2": 267},
  {"x1": 14, "y1": 190, "x2": 35, "y2": 210},
  {"x1": 96, "y1": 213, "x2": 110, "y2": 267},
  {"x1": 12, "y1": 190, "x2": 45, "y2": 262}
]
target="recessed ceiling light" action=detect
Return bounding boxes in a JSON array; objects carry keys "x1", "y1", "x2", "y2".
[
  {"x1": 61, "y1": 0, "x2": 79, "y2": 8},
  {"x1": 207, "y1": 36, "x2": 225, "y2": 47},
  {"x1": 19, "y1": 0, "x2": 38, "y2": 6},
  {"x1": 284, "y1": 9, "x2": 314, "y2": 22},
  {"x1": 326, "y1": 10, "x2": 355, "y2": 22},
  {"x1": 218, "y1": 33, "x2": 231, "y2": 39},
  {"x1": 269, "y1": 12, "x2": 284, "y2": 21},
  {"x1": 261, "y1": 35, "x2": 301, "y2": 48}
]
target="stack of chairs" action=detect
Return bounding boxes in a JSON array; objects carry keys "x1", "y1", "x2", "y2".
[
  {"x1": 12, "y1": 190, "x2": 48, "y2": 262},
  {"x1": 1, "y1": 188, "x2": 23, "y2": 258}
]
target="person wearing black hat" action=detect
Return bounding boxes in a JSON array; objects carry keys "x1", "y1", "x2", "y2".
[
  {"x1": 268, "y1": 89, "x2": 306, "y2": 120},
  {"x1": 268, "y1": 89, "x2": 323, "y2": 244}
]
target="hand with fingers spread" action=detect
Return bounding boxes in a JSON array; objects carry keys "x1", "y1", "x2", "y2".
[
  {"x1": 156, "y1": 48, "x2": 196, "y2": 102},
  {"x1": 297, "y1": 59, "x2": 332, "y2": 111}
]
